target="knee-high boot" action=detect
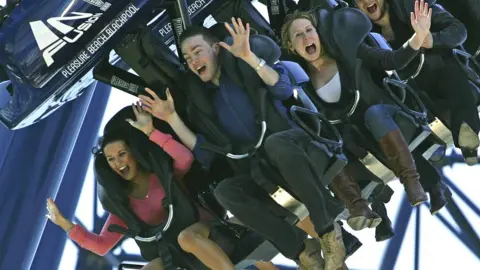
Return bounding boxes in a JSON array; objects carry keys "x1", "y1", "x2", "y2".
[
  {"x1": 378, "y1": 130, "x2": 428, "y2": 206},
  {"x1": 329, "y1": 170, "x2": 382, "y2": 231}
]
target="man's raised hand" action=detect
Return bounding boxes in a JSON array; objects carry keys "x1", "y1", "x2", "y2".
[{"x1": 219, "y1": 17, "x2": 252, "y2": 61}]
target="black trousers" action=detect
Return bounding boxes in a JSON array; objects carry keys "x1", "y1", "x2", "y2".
[
  {"x1": 414, "y1": 56, "x2": 480, "y2": 147},
  {"x1": 214, "y1": 129, "x2": 343, "y2": 259},
  {"x1": 413, "y1": 150, "x2": 442, "y2": 192}
]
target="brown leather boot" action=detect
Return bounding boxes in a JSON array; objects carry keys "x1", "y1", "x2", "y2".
[
  {"x1": 378, "y1": 130, "x2": 428, "y2": 206},
  {"x1": 330, "y1": 170, "x2": 382, "y2": 231}
]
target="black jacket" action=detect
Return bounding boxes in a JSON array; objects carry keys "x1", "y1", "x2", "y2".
[{"x1": 373, "y1": 1, "x2": 467, "y2": 74}]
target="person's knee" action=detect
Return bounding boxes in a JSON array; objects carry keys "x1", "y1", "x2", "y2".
[
  {"x1": 364, "y1": 104, "x2": 387, "y2": 124},
  {"x1": 177, "y1": 229, "x2": 202, "y2": 252},
  {"x1": 264, "y1": 133, "x2": 287, "y2": 157}
]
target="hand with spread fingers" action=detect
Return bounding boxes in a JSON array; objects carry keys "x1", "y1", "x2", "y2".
[
  {"x1": 219, "y1": 17, "x2": 252, "y2": 61},
  {"x1": 138, "y1": 88, "x2": 176, "y2": 123},
  {"x1": 46, "y1": 198, "x2": 74, "y2": 232},
  {"x1": 126, "y1": 102, "x2": 154, "y2": 136},
  {"x1": 410, "y1": 0, "x2": 432, "y2": 39}
]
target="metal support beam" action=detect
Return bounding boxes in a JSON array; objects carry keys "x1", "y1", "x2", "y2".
[
  {"x1": 0, "y1": 82, "x2": 100, "y2": 269},
  {"x1": 444, "y1": 200, "x2": 480, "y2": 257},
  {"x1": 414, "y1": 207, "x2": 421, "y2": 270},
  {"x1": 31, "y1": 82, "x2": 112, "y2": 270},
  {"x1": 379, "y1": 196, "x2": 414, "y2": 270}
]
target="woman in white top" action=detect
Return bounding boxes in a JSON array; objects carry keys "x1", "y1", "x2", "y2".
[{"x1": 280, "y1": 1, "x2": 451, "y2": 217}]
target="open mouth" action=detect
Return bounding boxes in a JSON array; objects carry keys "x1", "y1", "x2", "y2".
[
  {"x1": 366, "y1": 3, "x2": 378, "y2": 14},
  {"x1": 306, "y1": 43, "x2": 317, "y2": 55},
  {"x1": 118, "y1": 165, "x2": 130, "y2": 177},
  {"x1": 196, "y1": 65, "x2": 207, "y2": 76}
]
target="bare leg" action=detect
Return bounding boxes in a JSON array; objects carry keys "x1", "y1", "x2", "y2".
[
  {"x1": 178, "y1": 221, "x2": 235, "y2": 270},
  {"x1": 255, "y1": 261, "x2": 280, "y2": 270},
  {"x1": 296, "y1": 216, "x2": 318, "y2": 237},
  {"x1": 140, "y1": 258, "x2": 164, "y2": 270}
]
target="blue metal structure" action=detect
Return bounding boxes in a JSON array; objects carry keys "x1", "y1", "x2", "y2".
[
  {"x1": 380, "y1": 152, "x2": 480, "y2": 270},
  {"x1": 30, "y1": 82, "x2": 111, "y2": 270},
  {"x1": 0, "y1": 81, "x2": 110, "y2": 270}
]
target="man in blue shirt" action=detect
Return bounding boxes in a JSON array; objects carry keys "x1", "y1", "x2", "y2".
[{"x1": 139, "y1": 18, "x2": 370, "y2": 269}]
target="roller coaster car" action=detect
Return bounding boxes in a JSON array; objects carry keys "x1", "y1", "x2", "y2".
[
  {"x1": 0, "y1": 0, "x2": 354, "y2": 266},
  {"x1": 280, "y1": 2, "x2": 437, "y2": 208},
  {"x1": 0, "y1": 0, "x2": 276, "y2": 130},
  {"x1": 105, "y1": 32, "x2": 349, "y2": 269},
  {"x1": 364, "y1": 33, "x2": 449, "y2": 160},
  {"x1": 370, "y1": 31, "x2": 480, "y2": 151}
]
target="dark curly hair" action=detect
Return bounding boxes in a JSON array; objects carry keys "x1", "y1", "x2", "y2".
[{"x1": 93, "y1": 124, "x2": 144, "y2": 195}]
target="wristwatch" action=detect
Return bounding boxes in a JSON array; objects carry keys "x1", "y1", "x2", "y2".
[{"x1": 255, "y1": 58, "x2": 266, "y2": 71}]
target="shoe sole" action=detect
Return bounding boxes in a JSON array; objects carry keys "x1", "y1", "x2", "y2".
[
  {"x1": 458, "y1": 123, "x2": 479, "y2": 166},
  {"x1": 410, "y1": 196, "x2": 428, "y2": 207},
  {"x1": 376, "y1": 231, "x2": 395, "y2": 242},
  {"x1": 347, "y1": 216, "x2": 383, "y2": 231},
  {"x1": 458, "y1": 123, "x2": 480, "y2": 149}
]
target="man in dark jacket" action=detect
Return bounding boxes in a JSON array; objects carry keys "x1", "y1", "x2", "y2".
[
  {"x1": 138, "y1": 17, "x2": 371, "y2": 269},
  {"x1": 354, "y1": 0, "x2": 480, "y2": 165}
]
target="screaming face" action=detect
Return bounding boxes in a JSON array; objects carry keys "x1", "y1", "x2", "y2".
[
  {"x1": 104, "y1": 140, "x2": 139, "y2": 181},
  {"x1": 181, "y1": 35, "x2": 221, "y2": 83},
  {"x1": 355, "y1": 0, "x2": 387, "y2": 22},
  {"x1": 288, "y1": 18, "x2": 322, "y2": 62}
]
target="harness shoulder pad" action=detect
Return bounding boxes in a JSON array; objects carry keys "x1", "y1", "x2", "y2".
[
  {"x1": 281, "y1": 61, "x2": 310, "y2": 85},
  {"x1": 368, "y1": 32, "x2": 393, "y2": 51},
  {"x1": 330, "y1": 8, "x2": 372, "y2": 62}
]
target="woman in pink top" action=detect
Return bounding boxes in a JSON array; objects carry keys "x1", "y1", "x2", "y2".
[{"x1": 45, "y1": 104, "x2": 237, "y2": 270}]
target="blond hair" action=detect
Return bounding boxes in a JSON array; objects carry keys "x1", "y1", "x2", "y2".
[{"x1": 280, "y1": 10, "x2": 317, "y2": 50}]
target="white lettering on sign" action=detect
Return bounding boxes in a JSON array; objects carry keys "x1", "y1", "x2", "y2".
[
  {"x1": 188, "y1": 0, "x2": 208, "y2": 16},
  {"x1": 110, "y1": 75, "x2": 139, "y2": 94},
  {"x1": 30, "y1": 12, "x2": 103, "y2": 67},
  {"x1": 83, "y1": 0, "x2": 112, "y2": 11},
  {"x1": 60, "y1": 4, "x2": 139, "y2": 78},
  {"x1": 158, "y1": 22, "x2": 172, "y2": 37}
]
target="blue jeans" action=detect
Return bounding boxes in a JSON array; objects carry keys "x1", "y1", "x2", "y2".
[{"x1": 364, "y1": 104, "x2": 401, "y2": 141}]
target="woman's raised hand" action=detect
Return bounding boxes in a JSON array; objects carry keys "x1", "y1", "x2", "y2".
[
  {"x1": 126, "y1": 102, "x2": 154, "y2": 136},
  {"x1": 46, "y1": 198, "x2": 74, "y2": 232},
  {"x1": 139, "y1": 88, "x2": 176, "y2": 123}
]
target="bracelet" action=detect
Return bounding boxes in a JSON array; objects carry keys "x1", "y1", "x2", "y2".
[{"x1": 255, "y1": 58, "x2": 266, "y2": 71}]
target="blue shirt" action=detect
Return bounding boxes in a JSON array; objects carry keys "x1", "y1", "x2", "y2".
[{"x1": 193, "y1": 63, "x2": 295, "y2": 167}]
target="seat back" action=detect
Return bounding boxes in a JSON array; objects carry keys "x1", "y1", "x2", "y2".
[
  {"x1": 114, "y1": 26, "x2": 190, "y2": 118},
  {"x1": 201, "y1": 0, "x2": 275, "y2": 38},
  {"x1": 297, "y1": 0, "x2": 347, "y2": 11},
  {"x1": 436, "y1": 0, "x2": 480, "y2": 54}
]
